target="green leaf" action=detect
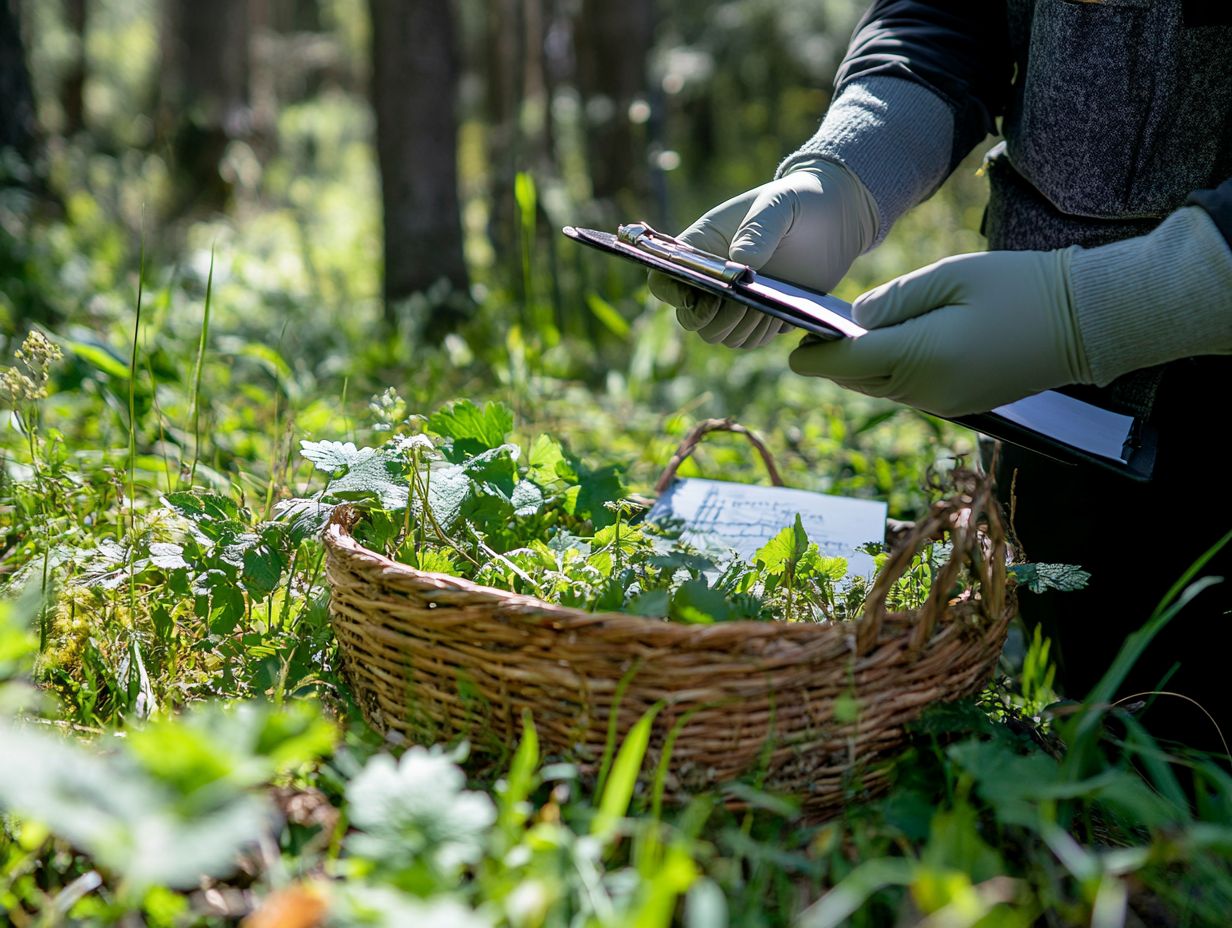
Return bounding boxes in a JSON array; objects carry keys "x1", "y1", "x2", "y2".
[
  {"x1": 242, "y1": 540, "x2": 285, "y2": 600},
  {"x1": 511, "y1": 478, "x2": 545, "y2": 517},
  {"x1": 1010, "y1": 562, "x2": 1092, "y2": 594},
  {"x1": 148, "y1": 542, "x2": 188, "y2": 571},
  {"x1": 299, "y1": 440, "x2": 374, "y2": 476},
  {"x1": 497, "y1": 711, "x2": 540, "y2": 838},
  {"x1": 591, "y1": 703, "x2": 662, "y2": 844},
  {"x1": 63, "y1": 338, "x2": 130, "y2": 380},
  {"x1": 426, "y1": 400, "x2": 514, "y2": 459},
  {"x1": 325, "y1": 444, "x2": 410, "y2": 510},
  {"x1": 162, "y1": 491, "x2": 244, "y2": 527},
  {"x1": 586, "y1": 292, "x2": 631, "y2": 338},
  {"x1": 527, "y1": 433, "x2": 566, "y2": 486},
  {"x1": 755, "y1": 515, "x2": 810, "y2": 577},
  {"x1": 629, "y1": 589, "x2": 670, "y2": 617},
  {"x1": 345, "y1": 746, "x2": 496, "y2": 888},
  {"x1": 669, "y1": 579, "x2": 732, "y2": 625},
  {"x1": 560, "y1": 448, "x2": 625, "y2": 528},
  {"x1": 273, "y1": 497, "x2": 337, "y2": 544}
]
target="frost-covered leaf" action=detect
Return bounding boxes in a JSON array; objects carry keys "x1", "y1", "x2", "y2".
[
  {"x1": 300, "y1": 440, "x2": 375, "y2": 476},
  {"x1": 1010, "y1": 563, "x2": 1092, "y2": 594}
]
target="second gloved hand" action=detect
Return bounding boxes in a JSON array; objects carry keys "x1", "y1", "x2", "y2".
[
  {"x1": 647, "y1": 158, "x2": 877, "y2": 348},
  {"x1": 787, "y1": 249, "x2": 1094, "y2": 417}
]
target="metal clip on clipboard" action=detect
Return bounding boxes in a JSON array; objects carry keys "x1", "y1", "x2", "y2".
[{"x1": 617, "y1": 222, "x2": 752, "y2": 285}]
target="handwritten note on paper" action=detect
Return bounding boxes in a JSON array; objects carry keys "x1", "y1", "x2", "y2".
[{"x1": 647, "y1": 478, "x2": 888, "y2": 579}]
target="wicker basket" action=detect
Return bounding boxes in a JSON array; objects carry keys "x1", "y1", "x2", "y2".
[{"x1": 325, "y1": 421, "x2": 1014, "y2": 816}]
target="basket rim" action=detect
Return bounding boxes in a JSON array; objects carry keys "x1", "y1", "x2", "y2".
[{"x1": 323, "y1": 503, "x2": 1012, "y2": 647}]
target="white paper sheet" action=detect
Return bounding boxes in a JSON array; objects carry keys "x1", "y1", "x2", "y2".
[{"x1": 647, "y1": 478, "x2": 887, "y2": 579}]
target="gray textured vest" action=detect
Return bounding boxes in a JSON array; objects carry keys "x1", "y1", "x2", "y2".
[{"x1": 984, "y1": 0, "x2": 1232, "y2": 420}]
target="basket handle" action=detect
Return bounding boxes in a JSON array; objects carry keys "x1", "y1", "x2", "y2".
[
  {"x1": 653, "y1": 418, "x2": 785, "y2": 495},
  {"x1": 855, "y1": 469, "x2": 1007, "y2": 656}
]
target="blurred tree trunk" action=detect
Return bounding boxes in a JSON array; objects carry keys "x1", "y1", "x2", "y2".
[
  {"x1": 368, "y1": 0, "x2": 470, "y2": 337},
  {"x1": 0, "y1": 0, "x2": 38, "y2": 166},
  {"x1": 62, "y1": 0, "x2": 87, "y2": 135},
  {"x1": 161, "y1": 0, "x2": 252, "y2": 214},
  {"x1": 574, "y1": 0, "x2": 654, "y2": 207}
]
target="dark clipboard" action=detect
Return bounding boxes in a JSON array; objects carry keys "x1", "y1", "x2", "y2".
[{"x1": 563, "y1": 222, "x2": 1157, "y2": 481}]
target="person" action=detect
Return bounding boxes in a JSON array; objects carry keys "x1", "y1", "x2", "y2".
[{"x1": 649, "y1": 1, "x2": 1232, "y2": 755}]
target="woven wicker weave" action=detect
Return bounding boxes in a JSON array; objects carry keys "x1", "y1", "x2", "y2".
[{"x1": 325, "y1": 423, "x2": 1013, "y2": 816}]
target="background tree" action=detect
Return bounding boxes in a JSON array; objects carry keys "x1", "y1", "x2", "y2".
[
  {"x1": 0, "y1": 0, "x2": 39, "y2": 168},
  {"x1": 60, "y1": 0, "x2": 87, "y2": 136},
  {"x1": 160, "y1": 0, "x2": 252, "y2": 214},
  {"x1": 574, "y1": 0, "x2": 654, "y2": 211},
  {"x1": 368, "y1": 0, "x2": 470, "y2": 339}
]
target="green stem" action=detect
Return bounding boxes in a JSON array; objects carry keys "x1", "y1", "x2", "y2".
[
  {"x1": 127, "y1": 229, "x2": 145, "y2": 630},
  {"x1": 188, "y1": 247, "x2": 215, "y2": 486}
]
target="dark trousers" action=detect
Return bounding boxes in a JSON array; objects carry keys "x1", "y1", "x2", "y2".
[{"x1": 987, "y1": 359, "x2": 1232, "y2": 757}]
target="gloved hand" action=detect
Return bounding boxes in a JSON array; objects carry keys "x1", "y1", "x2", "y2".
[
  {"x1": 788, "y1": 249, "x2": 1091, "y2": 417},
  {"x1": 648, "y1": 158, "x2": 877, "y2": 348},
  {"x1": 787, "y1": 206, "x2": 1232, "y2": 417}
]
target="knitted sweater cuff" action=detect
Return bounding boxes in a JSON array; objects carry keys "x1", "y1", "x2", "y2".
[
  {"x1": 776, "y1": 76, "x2": 955, "y2": 247},
  {"x1": 1071, "y1": 207, "x2": 1232, "y2": 386}
]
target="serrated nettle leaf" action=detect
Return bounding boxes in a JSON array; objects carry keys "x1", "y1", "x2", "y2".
[
  {"x1": 423, "y1": 463, "x2": 472, "y2": 530},
  {"x1": 273, "y1": 497, "x2": 337, "y2": 544},
  {"x1": 755, "y1": 514, "x2": 810, "y2": 577},
  {"x1": 559, "y1": 449, "x2": 625, "y2": 528},
  {"x1": 162, "y1": 491, "x2": 245, "y2": 526},
  {"x1": 148, "y1": 542, "x2": 189, "y2": 571},
  {"x1": 426, "y1": 399, "x2": 514, "y2": 459},
  {"x1": 510, "y1": 478, "x2": 545, "y2": 517},
  {"x1": 324, "y1": 444, "x2": 410, "y2": 510},
  {"x1": 220, "y1": 532, "x2": 263, "y2": 569},
  {"x1": 299, "y1": 439, "x2": 375, "y2": 475},
  {"x1": 527, "y1": 433, "x2": 566, "y2": 486},
  {"x1": 242, "y1": 542, "x2": 285, "y2": 600},
  {"x1": 1010, "y1": 563, "x2": 1091, "y2": 594}
]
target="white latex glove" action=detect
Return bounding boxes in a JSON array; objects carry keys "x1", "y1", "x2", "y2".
[{"x1": 648, "y1": 158, "x2": 877, "y2": 348}]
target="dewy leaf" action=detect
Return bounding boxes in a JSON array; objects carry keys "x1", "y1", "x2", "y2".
[
  {"x1": 1010, "y1": 563, "x2": 1092, "y2": 594},
  {"x1": 426, "y1": 400, "x2": 514, "y2": 459},
  {"x1": 299, "y1": 440, "x2": 375, "y2": 476}
]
